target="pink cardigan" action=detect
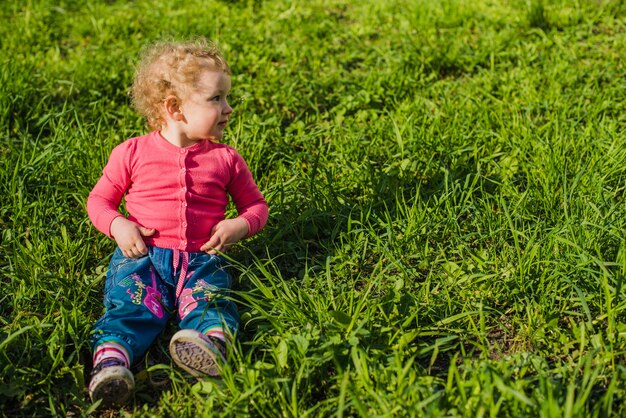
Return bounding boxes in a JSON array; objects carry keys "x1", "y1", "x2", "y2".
[{"x1": 87, "y1": 131, "x2": 268, "y2": 252}]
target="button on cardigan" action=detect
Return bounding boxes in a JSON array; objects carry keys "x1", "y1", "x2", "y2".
[{"x1": 87, "y1": 131, "x2": 268, "y2": 252}]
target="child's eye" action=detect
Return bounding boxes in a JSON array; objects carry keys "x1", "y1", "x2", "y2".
[{"x1": 209, "y1": 95, "x2": 221, "y2": 102}]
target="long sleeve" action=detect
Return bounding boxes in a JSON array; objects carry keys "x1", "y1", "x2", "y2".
[
  {"x1": 227, "y1": 150, "x2": 268, "y2": 237},
  {"x1": 87, "y1": 143, "x2": 132, "y2": 237}
]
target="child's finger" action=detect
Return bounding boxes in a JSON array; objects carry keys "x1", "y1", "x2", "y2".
[
  {"x1": 200, "y1": 238, "x2": 217, "y2": 252},
  {"x1": 137, "y1": 226, "x2": 155, "y2": 237},
  {"x1": 136, "y1": 244, "x2": 148, "y2": 256}
]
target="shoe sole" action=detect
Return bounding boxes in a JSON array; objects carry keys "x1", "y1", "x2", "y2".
[
  {"x1": 169, "y1": 330, "x2": 224, "y2": 377},
  {"x1": 89, "y1": 366, "x2": 134, "y2": 407}
]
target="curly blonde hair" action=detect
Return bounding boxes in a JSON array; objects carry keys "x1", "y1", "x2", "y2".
[{"x1": 131, "y1": 38, "x2": 231, "y2": 130}]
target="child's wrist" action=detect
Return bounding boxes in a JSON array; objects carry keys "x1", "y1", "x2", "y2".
[
  {"x1": 109, "y1": 216, "x2": 126, "y2": 238},
  {"x1": 235, "y1": 217, "x2": 249, "y2": 238}
]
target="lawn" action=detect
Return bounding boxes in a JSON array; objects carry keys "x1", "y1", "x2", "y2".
[{"x1": 1, "y1": 0, "x2": 626, "y2": 416}]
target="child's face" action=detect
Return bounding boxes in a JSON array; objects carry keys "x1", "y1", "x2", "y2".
[{"x1": 179, "y1": 68, "x2": 232, "y2": 142}]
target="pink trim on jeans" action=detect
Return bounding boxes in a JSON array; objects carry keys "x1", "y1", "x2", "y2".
[{"x1": 172, "y1": 249, "x2": 189, "y2": 299}]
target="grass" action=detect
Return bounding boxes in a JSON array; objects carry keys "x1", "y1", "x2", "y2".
[{"x1": 1, "y1": 0, "x2": 626, "y2": 416}]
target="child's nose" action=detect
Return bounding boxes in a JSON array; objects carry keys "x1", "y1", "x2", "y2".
[{"x1": 224, "y1": 101, "x2": 233, "y2": 114}]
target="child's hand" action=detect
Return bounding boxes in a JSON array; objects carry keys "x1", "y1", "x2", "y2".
[
  {"x1": 200, "y1": 218, "x2": 249, "y2": 255},
  {"x1": 110, "y1": 217, "x2": 156, "y2": 259}
]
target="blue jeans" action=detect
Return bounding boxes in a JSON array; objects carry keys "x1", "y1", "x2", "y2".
[{"x1": 90, "y1": 247, "x2": 239, "y2": 364}]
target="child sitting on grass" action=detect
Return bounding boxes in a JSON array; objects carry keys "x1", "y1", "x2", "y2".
[{"x1": 86, "y1": 38, "x2": 268, "y2": 407}]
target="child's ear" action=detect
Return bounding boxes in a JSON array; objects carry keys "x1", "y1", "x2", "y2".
[{"x1": 163, "y1": 95, "x2": 183, "y2": 120}]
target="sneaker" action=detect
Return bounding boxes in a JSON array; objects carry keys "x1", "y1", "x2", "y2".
[
  {"x1": 88, "y1": 358, "x2": 134, "y2": 407},
  {"x1": 169, "y1": 329, "x2": 227, "y2": 377}
]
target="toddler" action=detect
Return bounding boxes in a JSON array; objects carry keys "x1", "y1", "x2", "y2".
[{"x1": 86, "y1": 39, "x2": 268, "y2": 406}]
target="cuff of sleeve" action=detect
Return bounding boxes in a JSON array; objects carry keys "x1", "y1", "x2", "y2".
[
  {"x1": 239, "y1": 213, "x2": 260, "y2": 238},
  {"x1": 97, "y1": 211, "x2": 124, "y2": 238}
]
